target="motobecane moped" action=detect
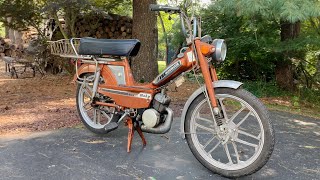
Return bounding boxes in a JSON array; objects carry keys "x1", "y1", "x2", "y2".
[{"x1": 49, "y1": 4, "x2": 274, "y2": 178}]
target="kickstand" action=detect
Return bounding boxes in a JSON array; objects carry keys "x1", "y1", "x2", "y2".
[{"x1": 126, "y1": 118, "x2": 147, "y2": 153}]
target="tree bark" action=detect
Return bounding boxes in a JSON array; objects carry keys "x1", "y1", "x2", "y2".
[
  {"x1": 276, "y1": 20, "x2": 301, "y2": 90},
  {"x1": 5, "y1": 26, "x2": 9, "y2": 38},
  {"x1": 132, "y1": 0, "x2": 158, "y2": 82}
]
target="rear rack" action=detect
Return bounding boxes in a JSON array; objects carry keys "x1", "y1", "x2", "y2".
[
  {"x1": 48, "y1": 38, "x2": 123, "y2": 83},
  {"x1": 48, "y1": 38, "x2": 91, "y2": 59}
]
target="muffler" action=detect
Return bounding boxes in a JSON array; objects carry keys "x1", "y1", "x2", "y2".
[{"x1": 141, "y1": 107, "x2": 173, "y2": 134}]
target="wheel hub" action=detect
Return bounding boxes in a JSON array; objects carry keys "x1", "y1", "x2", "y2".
[{"x1": 217, "y1": 122, "x2": 238, "y2": 143}]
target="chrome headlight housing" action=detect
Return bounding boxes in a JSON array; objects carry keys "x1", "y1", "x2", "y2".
[{"x1": 212, "y1": 39, "x2": 227, "y2": 62}]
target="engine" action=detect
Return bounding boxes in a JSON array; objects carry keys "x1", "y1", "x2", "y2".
[{"x1": 142, "y1": 93, "x2": 171, "y2": 128}]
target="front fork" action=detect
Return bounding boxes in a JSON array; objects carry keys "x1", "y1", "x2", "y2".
[{"x1": 195, "y1": 40, "x2": 223, "y2": 127}]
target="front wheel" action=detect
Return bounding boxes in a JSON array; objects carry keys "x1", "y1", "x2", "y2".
[{"x1": 185, "y1": 88, "x2": 274, "y2": 178}]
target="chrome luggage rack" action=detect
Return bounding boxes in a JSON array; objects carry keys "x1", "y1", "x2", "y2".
[
  {"x1": 48, "y1": 38, "x2": 124, "y2": 82},
  {"x1": 48, "y1": 38, "x2": 100, "y2": 82},
  {"x1": 48, "y1": 38, "x2": 124, "y2": 98},
  {"x1": 48, "y1": 38, "x2": 92, "y2": 59},
  {"x1": 48, "y1": 38, "x2": 121, "y2": 63}
]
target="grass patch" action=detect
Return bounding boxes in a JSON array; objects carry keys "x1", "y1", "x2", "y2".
[
  {"x1": 298, "y1": 87, "x2": 320, "y2": 108},
  {"x1": 158, "y1": 61, "x2": 166, "y2": 73},
  {"x1": 242, "y1": 81, "x2": 288, "y2": 98},
  {"x1": 242, "y1": 81, "x2": 320, "y2": 118},
  {"x1": 264, "y1": 100, "x2": 320, "y2": 119},
  {"x1": 0, "y1": 22, "x2": 5, "y2": 37}
]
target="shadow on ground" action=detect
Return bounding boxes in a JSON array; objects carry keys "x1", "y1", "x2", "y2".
[{"x1": 0, "y1": 111, "x2": 319, "y2": 180}]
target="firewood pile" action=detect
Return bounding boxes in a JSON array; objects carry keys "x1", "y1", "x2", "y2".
[
  {"x1": 0, "y1": 37, "x2": 25, "y2": 59},
  {"x1": 22, "y1": 27, "x2": 39, "y2": 45},
  {"x1": 52, "y1": 13, "x2": 133, "y2": 40}
]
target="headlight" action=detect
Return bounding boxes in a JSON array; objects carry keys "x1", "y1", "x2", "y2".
[{"x1": 212, "y1": 39, "x2": 227, "y2": 62}]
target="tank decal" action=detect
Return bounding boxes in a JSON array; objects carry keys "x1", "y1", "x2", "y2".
[
  {"x1": 153, "y1": 60, "x2": 182, "y2": 85},
  {"x1": 101, "y1": 88, "x2": 152, "y2": 100}
]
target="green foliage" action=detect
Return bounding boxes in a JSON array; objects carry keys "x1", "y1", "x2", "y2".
[
  {"x1": 0, "y1": 22, "x2": 5, "y2": 37},
  {"x1": 0, "y1": 0, "x2": 132, "y2": 39},
  {"x1": 200, "y1": 0, "x2": 320, "y2": 107},
  {"x1": 201, "y1": 0, "x2": 320, "y2": 88},
  {"x1": 158, "y1": 60, "x2": 166, "y2": 73},
  {"x1": 219, "y1": 0, "x2": 320, "y2": 23},
  {"x1": 92, "y1": 0, "x2": 132, "y2": 16},
  {"x1": 242, "y1": 81, "x2": 288, "y2": 98},
  {"x1": 202, "y1": 6, "x2": 279, "y2": 81},
  {"x1": 298, "y1": 87, "x2": 320, "y2": 108},
  {"x1": 0, "y1": 0, "x2": 44, "y2": 36}
]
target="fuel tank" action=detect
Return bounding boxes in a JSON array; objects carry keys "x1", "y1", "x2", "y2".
[{"x1": 152, "y1": 50, "x2": 196, "y2": 87}]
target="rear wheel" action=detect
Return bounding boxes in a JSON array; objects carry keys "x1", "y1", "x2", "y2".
[
  {"x1": 76, "y1": 74, "x2": 119, "y2": 134},
  {"x1": 185, "y1": 88, "x2": 274, "y2": 178}
]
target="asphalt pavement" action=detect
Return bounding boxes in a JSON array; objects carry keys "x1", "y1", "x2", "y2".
[{"x1": 0, "y1": 111, "x2": 319, "y2": 180}]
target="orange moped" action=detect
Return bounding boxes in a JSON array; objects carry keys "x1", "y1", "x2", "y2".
[{"x1": 49, "y1": 4, "x2": 274, "y2": 178}]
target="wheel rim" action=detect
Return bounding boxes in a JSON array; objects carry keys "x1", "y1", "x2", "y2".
[
  {"x1": 77, "y1": 75, "x2": 115, "y2": 129},
  {"x1": 190, "y1": 93, "x2": 265, "y2": 171}
]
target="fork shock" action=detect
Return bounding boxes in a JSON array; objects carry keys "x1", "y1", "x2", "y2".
[
  {"x1": 215, "y1": 118, "x2": 223, "y2": 127},
  {"x1": 215, "y1": 101, "x2": 224, "y2": 126},
  {"x1": 195, "y1": 39, "x2": 221, "y2": 126}
]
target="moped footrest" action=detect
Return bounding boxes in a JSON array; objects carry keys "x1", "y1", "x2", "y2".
[{"x1": 104, "y1": 122, "x2": 118, "y2": 132}]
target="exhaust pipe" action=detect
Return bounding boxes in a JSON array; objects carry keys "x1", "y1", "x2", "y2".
[{"x1": 141, "y1": 107, "x2": 173, "y2": 134}]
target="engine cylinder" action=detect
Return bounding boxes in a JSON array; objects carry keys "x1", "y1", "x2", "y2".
[{"x1": 142, "y1": 109, "x2": 160, "y2": 128}]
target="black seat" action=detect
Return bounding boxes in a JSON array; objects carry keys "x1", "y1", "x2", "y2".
[{"x1": 78, "y1": 37, "x2": 141, "y2": 57}]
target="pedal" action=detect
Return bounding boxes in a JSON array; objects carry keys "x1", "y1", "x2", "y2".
[{"x1": 104, "y1": 122, "x2": 118, "y2": 133}]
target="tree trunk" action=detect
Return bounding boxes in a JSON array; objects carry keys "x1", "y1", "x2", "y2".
[
  {"x1": 5, "y1": 26, "x2": 9, "y2": 38},
  {"x1": 14, "y1": 30, "x2": 23, "y2": 46},
  {"x1": 276, "y1": 21, "x2": 300, "y2": 90},
  {"x1": 132, "y1": 0, "x2": 158, "y2": 82},
  {"x1": 6, "y1": 17, "x2": 15, "y2": 43},
  {"x1": 275, "y1": 60, "x2": 295, "y2": 90}
]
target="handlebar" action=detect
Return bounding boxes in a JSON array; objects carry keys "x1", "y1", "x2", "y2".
[
  {"x1": 149, "y1": 4, "x2": 180, "y2": 13},
  {"x1": 150, "y1": 4, "x2": 199, "y2": 40}
]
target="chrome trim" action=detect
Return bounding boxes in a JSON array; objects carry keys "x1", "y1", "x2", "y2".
[
  {"x1": 212, "y1": 39, "x2": 227, "y2": 62},
  {"x1": 108, "y1": 65, "x2": 126, "y2": 85}
]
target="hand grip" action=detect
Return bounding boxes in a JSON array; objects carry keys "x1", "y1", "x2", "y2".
[{"x1": 149, "y1": 4, "x2": 180, "y2": 13}]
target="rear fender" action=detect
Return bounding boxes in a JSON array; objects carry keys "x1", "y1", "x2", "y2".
[
  {"x1": 73, "y1": 64, "x2": 100, "y2": 82},
  {"x1": 180, "y1": 80, "x2": 243, "y2": 138}
]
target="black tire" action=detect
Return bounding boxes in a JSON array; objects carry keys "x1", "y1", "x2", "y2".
[
  {"x1": 185, "y1": 88, "x2": 275, "y2": 178},
  {"x1": 76, "y1": 74, "x2": 119, "y2": 134}
]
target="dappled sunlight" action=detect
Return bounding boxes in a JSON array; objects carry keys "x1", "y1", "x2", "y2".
[
  {"x1": 45, "y1": 98, "x2": 75, "y2": 106},
  {"x1": 298, "y1": 145, "x2": 319, "y2": 149},
  {"x1": 261, "y1": 97, "x2": 292, "y2": 106},
  {"x1": 292, "y1": 119, "x2": 318, "y2": 126},
  {"x1": 260, "y1": 168, "x2": 278, "y2": 177},
  {"x1": 0, "y1": 62, "x2": 79, "y2": 135}
]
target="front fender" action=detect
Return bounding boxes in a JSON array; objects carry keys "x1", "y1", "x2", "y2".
[{"x1": 180, "y1": 80, "x2": 243, "y2": 139}]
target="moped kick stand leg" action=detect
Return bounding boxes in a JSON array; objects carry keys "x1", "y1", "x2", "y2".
[
  {"x1": 125, "y1": 118, "x2": 147, "y2": 153},
  {"x1": 135, "y1": 123, "x2": 147, "y2": 146}
]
